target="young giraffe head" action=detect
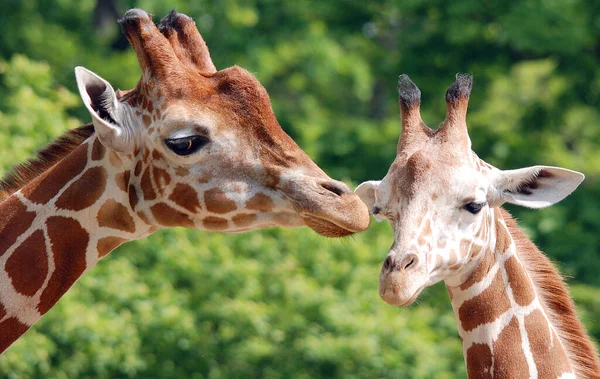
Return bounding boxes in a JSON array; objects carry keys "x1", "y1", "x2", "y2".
[
  {"x1": 356, "y1": 74, "x2": 584, "y2": 306},
  {"x1": 74, "y1": 9, "x2": 369, "y2": 237}
]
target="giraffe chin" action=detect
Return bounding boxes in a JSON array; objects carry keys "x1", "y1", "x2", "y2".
[
  {"x1": 302, "y1": 216, "x2": 355, "y2": 238},
  {"x1": 379, "y1": 284, "x2": 425, "y2": 307}
]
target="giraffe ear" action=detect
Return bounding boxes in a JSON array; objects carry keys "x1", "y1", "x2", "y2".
[
  {"x1": 75, "y1": 66, "x2": 133, "y2": 153},
  {"x1": 355, "y1": 180, "x2": 381, "y2": 212},
  {"x1": 491, "y1": 166, "x2": 584, "y2": 209}
]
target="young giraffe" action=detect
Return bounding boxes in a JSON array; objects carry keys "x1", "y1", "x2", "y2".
[
  {"x1": 0, "y1": 9, "x2": 370, "y2": 354},
  {"x1": 356, "y1": 74, "x2": 600, "y2": 378}
]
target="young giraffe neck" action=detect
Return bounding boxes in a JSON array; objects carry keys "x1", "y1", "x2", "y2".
[
  {"x1": 0, "y1": 135, "x2": 152, "y2": 353},
  {"x1": 446, "y1": 208, "x2": 593, "y2": 378}
]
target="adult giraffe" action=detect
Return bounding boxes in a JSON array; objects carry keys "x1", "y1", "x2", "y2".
[
  {"x1": 356, "y1": 74, "x2": 600, "y2": 378},
  {"x1": 0, "y1": 9, "x2": 370, "y2": 353}
]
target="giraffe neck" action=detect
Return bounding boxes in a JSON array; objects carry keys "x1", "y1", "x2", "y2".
[
  {"x1": 446, "y1": 208, "x2": 575, "y2": 379},
  {"x1": 0, "y1": 135, "x2": 152, "y2": 353}
]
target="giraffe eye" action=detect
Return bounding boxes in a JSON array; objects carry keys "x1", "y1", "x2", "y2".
[
  {"x1": 462, "y1": 202, "x2": 486, "y2": 214},
  {"x1": 165, "y1": 135, "x2": 209, "y2": 156}
]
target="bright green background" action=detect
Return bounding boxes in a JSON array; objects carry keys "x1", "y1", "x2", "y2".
[{"x1": 0, "y1": 0, "x2": 599, "y2": 377}]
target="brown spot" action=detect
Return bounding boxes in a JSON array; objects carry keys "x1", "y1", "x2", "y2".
[
  {"x1": 147, "y1": 101, "x2": 154, "y2": 114},
  {"x1": 134, "y1": 161, "x2": 143, "y2": 177},
  {"x1": 151, "y1": 150, "x2": 163, "y2": 160},
  {"x1": 469, "y1": 243, "x2": 483, "y2": 259},
  {"x1": 151, "y1": 203, "x2": 194, "y2": 227},
  {"x1": 5, "y1": 230, "x2": 48, "y2": 296},
  {"x1": 97, "y1": 199, "x2": 136, "y2": 233},
  {"x1": 525, "y1": 309, "x2": 572, "y2": 376},
  {"x1": 137, "y1": 210, "x2": 151, "y2": 225},
  {"x1": 175, "y1": 167, "x2": 189, "y2": 176},
  {"x1": 431, "y1": 193, "x2": 438, "y2": 201},
  {"x1": 265, "y1": 171, "x2": 280, "y2": 189},
  {"x1": 458, "y1": 269, "x2": 511, "y2": 331},
  {"x1": 142, "y1": 115, "x2": 151, "y2": 127},
  {"x1": 461, "y1": 249, "x2": 494, "y2": 290},
  {"x1": 0, "y1": 317, "x2": 30, "y2": 354},
  {"x1": 39, "y1": 216, "x2": 89, "y2": 315},
  {"x1": 152, "y1": 166, "x2": 171, "y2": 193},
  {"x1": 232, "y1": 213, "x2": 257, "y2": 228},
  {"x1": 246, "y1": 193, "x2": 274, "y2": 212},
  {"x1": 205, "y1": 188, "x2": 238, "y2": 214},
  {"x1": 422, "y1": 219, "x2": 431, "y2": 237},
  {"x1": 404, "y1": 152, "x2": 432, "y2": 198},
  {"x1": 203, "y1": 216, "x2": 229, "y2": 230},
  {"x1": 22, "y1": 143, "x2": 88, "y2": 204},
  {"x1": 168, "y1": 183, "x2": 201, "y2": 212},
  {"x1": 505, "y1": 256, "x2": 535, "y2": 306},
  {"x1": 91, "y1": 138, "x2": 106, "y2": 161},
  {"x1": 0, "y1": 197, "x2": 36, "y2": 255},
  {"x1": 466, "y1": 343, "x2": 493, "y2": 379},
  {"x1": 97, "y1": 237, "x2": 128, "y2": 258},
  {"x1": 140, "y1": 168, "x2": 156, "y2": 200},
  {"x1": 128, "y1": 184, "x2": 139, "y2": 209},
  {"x1": 55, "y1": 166, "x2": 107, "y2": 211},
  {"x1": 495, "y1": 221, "x2": 512, "y2": 253},
  {"x1": 493, "y1": 316, "x2": 529, "y2": 377},
  {"x1": 115, "y1": 171, "x2": 130, "y2": 193},
  {"x1": 197, "y1": 172, "x2": 211, "y2": 183}
]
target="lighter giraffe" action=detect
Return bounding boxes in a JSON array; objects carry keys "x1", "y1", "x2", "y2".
[
  {"x1": 356, "y1": 74, "x2": 600, "y2": 378},
  {"x1": 0, "y1": 9, "x2": 370, "y2": 354}
]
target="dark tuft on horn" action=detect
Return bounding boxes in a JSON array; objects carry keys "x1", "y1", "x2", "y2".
[
  {"x1": 118, "y1": 8, "x2": 152, "y2": 33},
  {"x1": 445, "y1": 73, "x2": 473, "y2": 104},
  {"x1": 158, "y1": 9, "x2": 191, "y2": 32},
  {"x1": 398, "y1": 74, "x2": 421, "y2": 109},
  {"x1": 156, "y1": 9, "x2": 217, "y2": 73}
]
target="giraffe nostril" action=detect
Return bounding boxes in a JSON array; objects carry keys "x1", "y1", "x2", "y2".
[
  {"x1": 320, "y1": 181, "x2": 349, "y2": 197},
  {"x1": 383, "y1": 256, "x2": 392, "y2": 272},
  {"x1": 398, "y1": 254, "x2": 418, "y2": 271}
]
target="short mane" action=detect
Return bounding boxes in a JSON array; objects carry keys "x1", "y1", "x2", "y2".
[
  {"x1": 501, "y1": 208, "x2": 600, "y2": 378},
  {"x1": 0, "y1": 123, "x2": 95, "y2": 201}
]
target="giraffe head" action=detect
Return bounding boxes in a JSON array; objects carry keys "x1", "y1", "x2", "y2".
[
  {"x1": 356, "y1": 74, "x2": 584, "y2": 305},
  {"x1": 73, "y1": 9, "x2": 369, "y2": 237}
]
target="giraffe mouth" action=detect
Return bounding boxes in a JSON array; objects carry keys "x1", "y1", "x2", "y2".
[
  {"x1": 380, "y1": 284, "x2": 425, "y2": 307},
  {"x1": 302, "y1": 215, "x2": 356, "y2": 237},
  {"x1": 397, "y1": 287, "x2": 424, "y2": 306}
]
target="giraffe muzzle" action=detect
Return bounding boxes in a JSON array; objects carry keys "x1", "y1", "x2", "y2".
[{"x1": 379, "y1": 253, "x2": 427, "y2": 306}]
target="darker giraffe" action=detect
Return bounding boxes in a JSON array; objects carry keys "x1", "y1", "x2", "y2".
[
  {"x1": 356, "y1": 74, "x2": 599, "y2": 378},
  {"x1": 0, "y1": 9, "x2": 370, "y2": 354}
]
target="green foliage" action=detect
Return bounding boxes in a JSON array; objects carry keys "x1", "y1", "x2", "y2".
[
  {"x1": 0, "y1": 0, "x2": 599, "y2": 377},
  {"x1": 0, "y1": 226, "x2": 465, "y2": 378}
]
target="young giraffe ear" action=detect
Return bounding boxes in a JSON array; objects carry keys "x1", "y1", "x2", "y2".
[
  {"x1": 355, "y1": 181, "x2": 381, "y2": 212},
  {"x1": 492, "y1": 166, "x2": 584, "y2": 209},
  {"x1": 75, "y1": 66, "x2": 133, "y2": 153}
]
